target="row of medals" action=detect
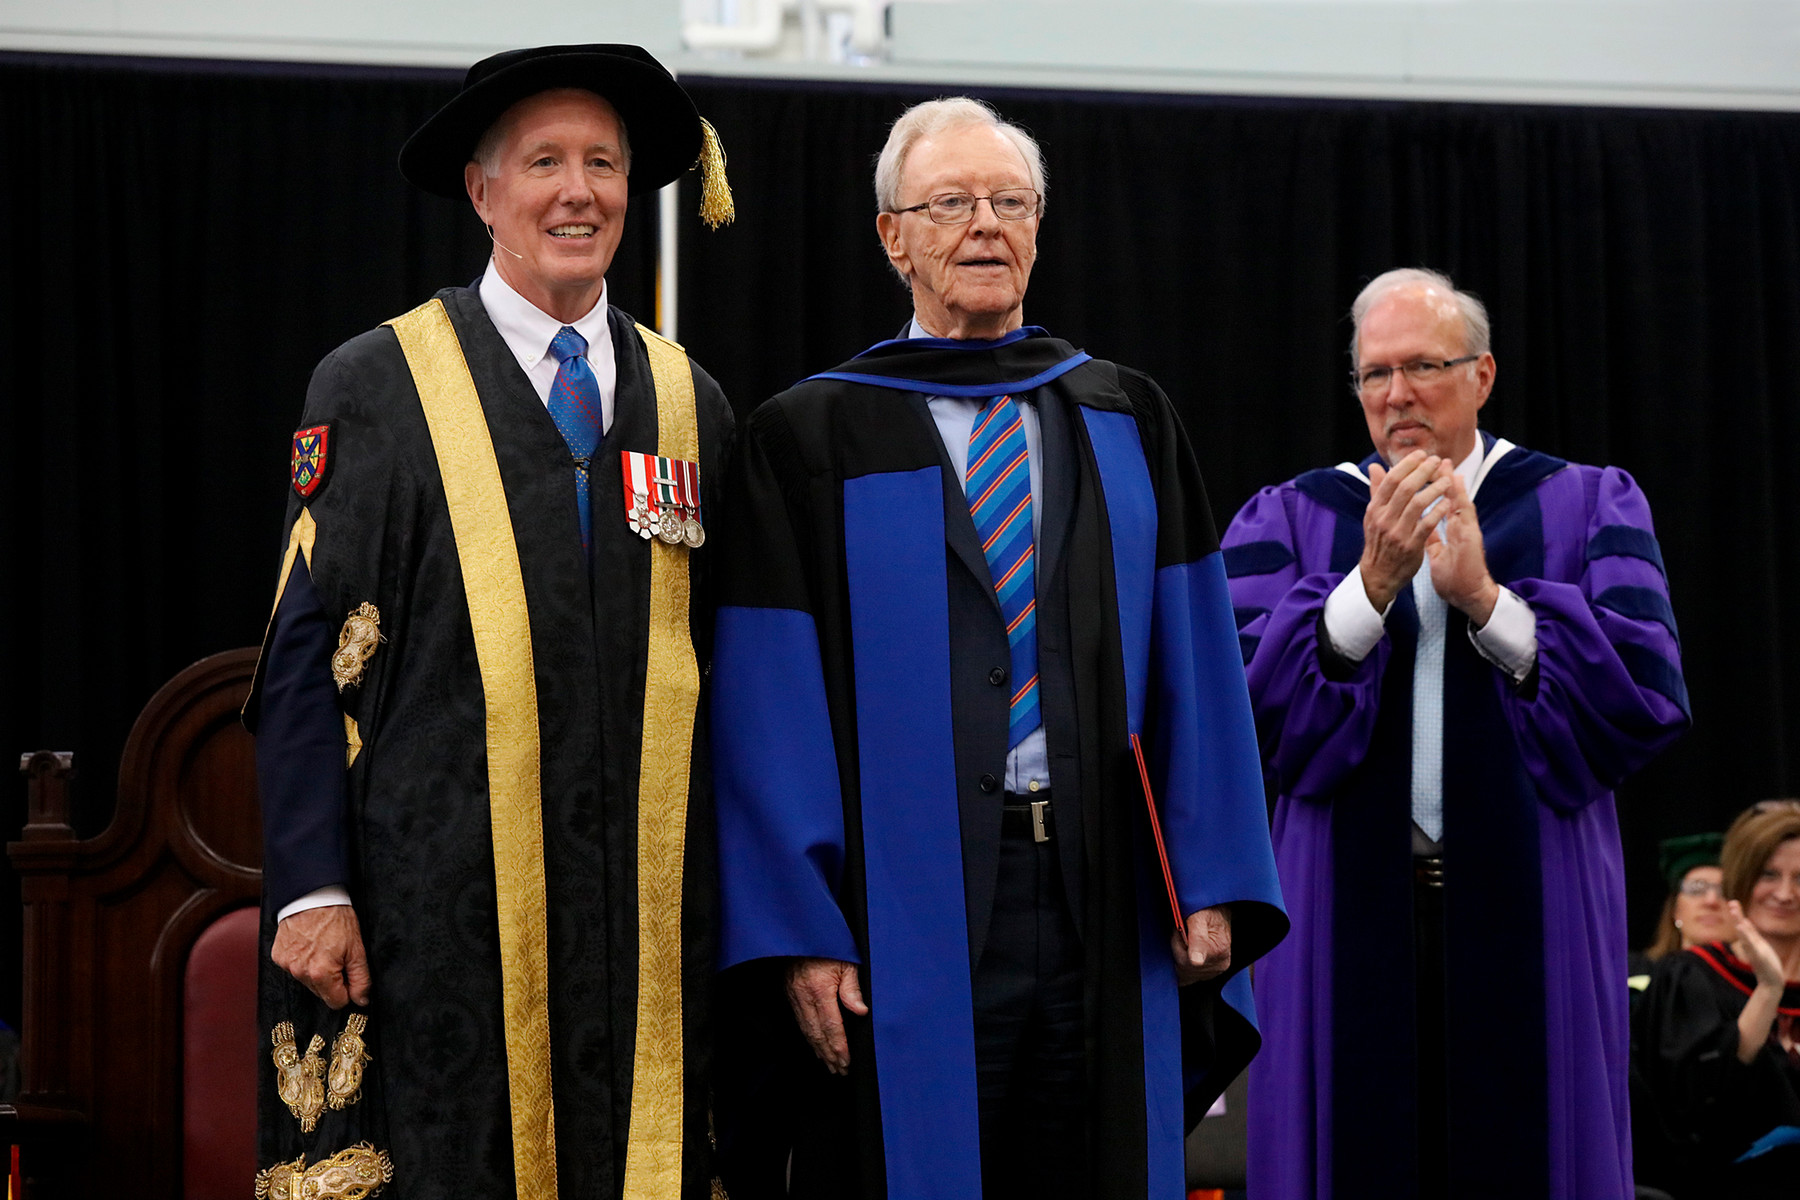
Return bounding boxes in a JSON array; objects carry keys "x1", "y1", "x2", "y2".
[{"x1": 632, "y1": 489, "x2": 706, "y2": 548}]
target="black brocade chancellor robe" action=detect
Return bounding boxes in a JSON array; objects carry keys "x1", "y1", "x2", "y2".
[
  {"x1": 1633, "y1": 943, "x2": 1800, "y2": 1198},
  {"x1": 246, "y1": 286, "x2": 735, "y2": 1198}
]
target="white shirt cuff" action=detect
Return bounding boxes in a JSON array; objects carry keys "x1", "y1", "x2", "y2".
[
  {"x1": 1322, "y1": 564, "x2": 1390, "y2": 664},
  {"x1": 1467, "y1": 586, "x2": 1537, "y2": 683},
  {"x1": 277, "y1": 885, "x2": 353, "y2": 923}
]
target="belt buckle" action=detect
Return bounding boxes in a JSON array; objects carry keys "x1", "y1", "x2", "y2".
[{"x1": 1030, "y1": 799, "x2": 1049, "y2": 844}]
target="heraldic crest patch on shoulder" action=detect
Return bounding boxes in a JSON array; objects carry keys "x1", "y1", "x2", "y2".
[{"x1": 292, "y1": 423, "x2": 332, "y2": 500}]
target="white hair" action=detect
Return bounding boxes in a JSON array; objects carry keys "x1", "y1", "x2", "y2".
[
  {"x1": 873, "y1": 97, "x2": 1047, "y2": 213},
  {"x1": 473, "y1": 88, "x2": 633, "y2": 178},
  {"x1": 1349, "y1": 267, "x2": 1491, "y2": 361}
]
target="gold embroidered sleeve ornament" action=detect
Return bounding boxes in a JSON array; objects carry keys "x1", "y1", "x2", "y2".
[
  {"x1": 255, "y1": 1142, "x2": 395, "y2": 1200},
  {"x1": 332, "y1": 602, "x2": 385, "y2": 690},
  {"x1": 272, "y1": 1022, "x2": 328, "y2": 1133},
  {"x1": 327, "y1": 1013, "x2": 373, "y2": 1110}
]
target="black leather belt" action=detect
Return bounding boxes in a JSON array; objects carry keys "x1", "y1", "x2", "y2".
[
  {"x1": 1001, "y1": 793, "x2": 1054, "y2": 843},
  {"x1": 1414, "y1": 854, "x2": 1444, "y2": 889}
]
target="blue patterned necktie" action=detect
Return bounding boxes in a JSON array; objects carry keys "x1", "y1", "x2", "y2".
[
  {"x1": 967, "y1": 394, "x2": 1040, "y2": 747},
  {"x1": 546, "y1": 325, "x2": 602, "y2": 550}
]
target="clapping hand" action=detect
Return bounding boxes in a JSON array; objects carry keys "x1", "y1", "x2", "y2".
[
  {"x1": 1425, "y1": 471, "x2": 1500, "y2": 626},
  {"x1": 1730, "y1": 899, "x2": 1787, "y2": 989},
  {"x1": 1360, "y1": 451, "x2": 1454, "y2": 612}
]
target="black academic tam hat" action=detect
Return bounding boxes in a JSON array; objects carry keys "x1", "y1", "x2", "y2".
[
  {"x1": 1657, "y1": 831, "x2": 1723, "y2": 891},
  {"x1": 399, "y1": 43, "x2": 705, "y2": 202}
]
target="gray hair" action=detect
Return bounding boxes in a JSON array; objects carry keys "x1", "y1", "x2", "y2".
[
  {"x1": 1349, "y1": 267, "x2": 1491, "y2": 362},
  {"x1": 874, "y1": 97, "x2": 1047, "y2": 213},
  {"x1": 473, "y1": 88, "x2": 633, "y2": 179}
]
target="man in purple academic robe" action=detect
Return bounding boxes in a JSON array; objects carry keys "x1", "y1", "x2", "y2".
[{"x1": 1229, "y1": 268, "x2": 1690, "y2": 1200}]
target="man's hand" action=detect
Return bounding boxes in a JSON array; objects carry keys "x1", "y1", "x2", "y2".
[
  {"x1": 272, "y1": 905, "x2": 371, "y2": 1010},
  {"x1": 1425, "y1": 472, "x2": 1500, "y2": 626},
  {"x1": 1360, "y1": 451, "x2": 1454, "y2": 612},
  {"x1": 785, "y1": 957, "x2": 869, "y2": 1075},
  {"x1": 1171, "y1": 904, "x2": 1232, "y2": 986}
]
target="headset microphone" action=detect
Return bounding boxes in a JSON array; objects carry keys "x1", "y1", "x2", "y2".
[{"x1": 486, "y1": 224, "x2": 525, "y2": 260}]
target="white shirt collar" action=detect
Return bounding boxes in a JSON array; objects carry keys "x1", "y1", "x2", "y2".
[
  {"x1": 1335, "y1": 432, "x2": 1512, "y2": 498},
  {"x1": 478, "y1": 262, "x2": 609, "y2": 369},
  {"x1": 1451, "y1": 437, "x2": 1483, "y2": 491}
]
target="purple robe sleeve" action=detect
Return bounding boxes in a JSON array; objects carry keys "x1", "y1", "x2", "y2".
[
  {"x1": 1224, "y1": 483, "x2": 1389, "y2": 802},
  {"x1": 1502, "y1": 466, "x2": 1690, "y2": 811}
]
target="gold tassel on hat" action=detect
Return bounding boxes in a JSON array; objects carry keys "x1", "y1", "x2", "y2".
[{"x1": 695, "y1": 118, "x2": 735, "y2": 229}]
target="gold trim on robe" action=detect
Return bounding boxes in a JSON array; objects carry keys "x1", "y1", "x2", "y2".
[{"x1": 620, "y1": 323, "x2": 703, "y2": 1200}]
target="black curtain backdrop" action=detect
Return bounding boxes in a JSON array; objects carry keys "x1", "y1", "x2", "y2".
[
  {"x1": 3, "y1": 56, "x2": 1798, "y2": 1032},
  {"x1": 671, "y1": 74, "x2": 1800, "y2": 948}
]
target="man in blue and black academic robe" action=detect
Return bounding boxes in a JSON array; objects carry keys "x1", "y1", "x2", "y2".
[
  {"x1": 710, "y1": 97, "x2": 1286, "y2": 1200},
  {"x1": 1229, "y1": 269, "x2": 1690, "y2": 1200},
  {"x1": 244, "y1": 46, "x2": 736, "y2": 1199}
]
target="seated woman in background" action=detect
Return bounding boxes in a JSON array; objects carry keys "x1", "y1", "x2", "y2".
[
  {"x1": 1641, "y1": 834, "x2": 1731, "y2": 962},
  {"x1": 1634, "y1": 802, "x2": 1800, "y2": 1198},
  {"x1": 1631, "y1": 833, "x2": 1730, "y2": 987}
]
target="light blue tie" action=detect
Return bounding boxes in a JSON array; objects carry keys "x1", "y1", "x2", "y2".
[
  {"x1": 545, "y1": 326, "x2": 602, "y2": 551},
  {"x1": 1411, "y1": 559, "x2": 1446, "y2": 841},
  {"x1": 967, "y1": 395, "x2": 1040, "y2": 747}
]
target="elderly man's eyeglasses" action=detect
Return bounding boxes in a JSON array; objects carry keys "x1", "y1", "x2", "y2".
[
  {"x1": 1353, "y1": 355, "x2": 1480, "y2": 396},
  {"x1": 1678, "y1": 878, "x2": 1724, "y2": 899},
  {"x1": 891, "y1": 189, "x2": 1042, "y2": 224}
]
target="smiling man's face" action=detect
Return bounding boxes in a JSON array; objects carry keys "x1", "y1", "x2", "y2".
[
  {"x1": 465, "y1": 88, "x2": 629, "y2": 323},
  {"x1": 876, "y1": 122, "x2": 1039, "y2": 340}
]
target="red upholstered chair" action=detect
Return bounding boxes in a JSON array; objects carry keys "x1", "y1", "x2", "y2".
[
  {"x1": 182, "y1": 906, "x2": 261, "y2": 1200},
  {"x1": 11, "y1": 649, "x2": 263, "y2": 1200}
]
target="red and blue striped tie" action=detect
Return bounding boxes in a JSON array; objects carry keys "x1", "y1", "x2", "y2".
[
  {"x1": 968, "y1": 394, "x2": 1040, "y2": 747},
  {"x1": 546, "y1": 325, "x2": 602, "y2": 551}
]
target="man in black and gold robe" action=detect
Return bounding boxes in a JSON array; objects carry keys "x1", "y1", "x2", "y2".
[{"x1": 244, "y1": 44, "x2": 735, "y2": 1199}]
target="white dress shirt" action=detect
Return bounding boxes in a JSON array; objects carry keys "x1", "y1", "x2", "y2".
[
  {"x1": 910, "y1": 316, "x2": 1051, "y2": 794},
  {"x1": 279, "y1": 263, "x2": 619, "y2": 923}
]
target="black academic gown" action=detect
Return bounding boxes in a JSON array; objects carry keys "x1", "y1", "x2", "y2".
[
  {"x1": 246, "y1": 286, "x2": 735, "y2": 1199},
  {"x1": 1633, "y1": 943, "x2": 1800, "y2": 1199},
  {"x1": 710, "y1": 328, "x2": 1287, "y2": 1200}
]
